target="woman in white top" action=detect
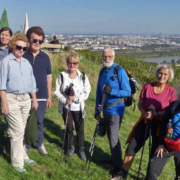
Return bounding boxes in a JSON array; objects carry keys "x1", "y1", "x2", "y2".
[{"x1": 54, "y1": 51, "x2": 91, "y2": 160}]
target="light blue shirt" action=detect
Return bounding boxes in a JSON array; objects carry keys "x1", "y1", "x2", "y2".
[
  {"x1": 0, "y1": 46, "x2": 9, "y2": 61},
  {"x1": 172, "y1": 111, "x2": 180, "y2": 140},
  {"x1": 0, "y1": 53, "x2": 36, "y2": 94}
]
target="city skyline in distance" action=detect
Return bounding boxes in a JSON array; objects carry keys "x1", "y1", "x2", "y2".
[{"x1": 0, "y1": 0, "x2": 180, "y2": 34}]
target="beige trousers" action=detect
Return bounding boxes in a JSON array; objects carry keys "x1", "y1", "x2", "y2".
[{"x1": 5, "y1": 93, "x2": 31, "y2": 167}]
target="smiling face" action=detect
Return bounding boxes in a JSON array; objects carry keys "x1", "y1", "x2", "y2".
[
  {"x1": 0, "y1": 30, "x2": 11, "y2": 46},
  {"x1": 12, "y1": 40, "x2": 27, "y2": 59},
  {"x1": 67, "y1": 59, "x2": 79, "y2": 73},
  {"x1": 157, "y1": 68, "x2": 170, "y2": 84},
  {"x1": 102, "y1": 50, "x2": 115, "y2": 67},
  {"x1": 29, "y1": 33, "x2": 43, "y2": 53}
]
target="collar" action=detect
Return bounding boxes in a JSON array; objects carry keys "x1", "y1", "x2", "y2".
[
  {"x1": 0, "y1": 46, "x2": 9, "y2": 51},
  {"x1": 26, "y1": 49, "x2": 43, "y2": 57},
  {"x1": 9, "y1": 53, "x2": 26, "y2": 62},
  {"x1": 104, "y1": 62, "x2": 117, "y2": 71}
]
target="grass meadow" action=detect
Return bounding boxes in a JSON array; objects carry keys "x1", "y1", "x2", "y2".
[{"x1": 0, "y1": 52, "x2": 176, "y2": 180}]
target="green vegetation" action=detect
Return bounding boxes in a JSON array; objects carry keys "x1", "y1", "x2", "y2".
[{"x1": 0, "y1": 51, "x2": 177, "y2": 179}]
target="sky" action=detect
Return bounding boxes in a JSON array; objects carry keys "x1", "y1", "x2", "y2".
[{"x1": 0, "y1": 0, "x2": 180, "y2": 34}]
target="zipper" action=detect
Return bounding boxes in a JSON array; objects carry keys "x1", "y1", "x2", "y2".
[{"x1": 33, "y1": 56, "x2": 35, "y2": 64}]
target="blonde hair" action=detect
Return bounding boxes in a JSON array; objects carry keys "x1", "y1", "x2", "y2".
[
  {"x1": 9, "y1": 32, "x2": 28, "y2": 50},
  {"x1": 66, "y1": 51, "x2": 82, "y2": 64}
]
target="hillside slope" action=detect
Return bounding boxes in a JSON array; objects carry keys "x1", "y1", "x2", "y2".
[{"x1": 0, "y1": 51, "x2": 176, "y2": 180}]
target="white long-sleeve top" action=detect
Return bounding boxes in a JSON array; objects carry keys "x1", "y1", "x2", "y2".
[{"x1": 54, "y1": 69, "x2": 91, "y2": 118}]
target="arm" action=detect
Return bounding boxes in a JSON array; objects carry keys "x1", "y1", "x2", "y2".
[
  {"x1": 74, "y1": 74, "x2": 91, "y2": 103},
  {"x1": 138, "y1": 98, "x2": 153, "y2": 119},
  {"x1": 46, "y1": 75, "x2": 52, "y2": 108},
  {"x1": 95, "y1": 73, "x2": 102, "y2": 114},
  {"x1": 54, "y1": 74, "x2": 67, "y2": 104},
  {"x1": 110, "y1": 68, "x2": 131, "y2": 97},
  {"x1": 1, "y1": 90, "x2": 9, "y2": 114},
  {"x1": 31, "y1": 92, "x2": 38, "y2": 110}
]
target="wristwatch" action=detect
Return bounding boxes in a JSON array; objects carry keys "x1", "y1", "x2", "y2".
[{"x1": 48, "y1": 96, "x2": 52, "y2": 98}]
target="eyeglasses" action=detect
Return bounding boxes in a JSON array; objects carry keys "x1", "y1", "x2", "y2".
[
  {"x1": 68, "y1": 62, "x2": 79, "y2": 66},
  {"x1": 103, "y1": 56, "x2": 114, "y2": 59},
  {"x1": 32, "y1": 39, "x2": 44, "y2": 44},
  {"x1": 16, "y1": 45, "x2": 27, "y2": 52}
]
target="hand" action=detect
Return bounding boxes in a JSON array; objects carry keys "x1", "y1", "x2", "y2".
[
  {"x1": 46, "y1": 97, "x2": 52, "y2": 108},
  {"x1": 94, "y1": 113, "x2": 100, "y2": 120},
  {"x1": 2, "y1": 103, "x2": 9, "y2": 115},
  {"x1": 148, "y1": 104, "x2": 156, "y2": 116},
  {"x1": 68, "y1": 95, "x2": 74, "y2": 101},
  {"x1": 103, "y1": 84, "x2": 112, "y2": 95},
  {"x1": 66, "y1": 99, "x2": 72, "y2": 105},
  {"x1": 144, "y1": 110, "x2": 153, "y2": 119},
  {"x1": 32, "y1": 100, "x2": 38, "y2": 110},
  {"x1": 156, "y1": 145, "x2": 169, "y2": 158}
]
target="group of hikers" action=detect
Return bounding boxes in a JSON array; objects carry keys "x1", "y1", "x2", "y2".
[{"x1": 0, "y1": 26, "x2": 179, "y2": 180}]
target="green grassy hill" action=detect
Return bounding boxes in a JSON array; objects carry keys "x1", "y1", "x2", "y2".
[{"x1": 0, "y1": 51, "x2": 177, "y2": 180}]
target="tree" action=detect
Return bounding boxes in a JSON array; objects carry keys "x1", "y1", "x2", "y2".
[{"x1": 171, "y1": 59, "x2": 176, "y2": 65}]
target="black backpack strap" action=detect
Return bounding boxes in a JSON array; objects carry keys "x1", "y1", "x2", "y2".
[
  {"x1": 81, "y1": 72, "x2": 86, "y2": 86},
  {"x1": 171, "y1": 101, "x2": 180, "y2": 118},
  {"x1": 113, "y1": 65, "x2": 120, "y2": 80},
  {"x1": 99, "y1": 67, "x2": 105, "y2": 79},
  {"x1": 60, "y1": 73, "x2": 63, "y2": 93}
]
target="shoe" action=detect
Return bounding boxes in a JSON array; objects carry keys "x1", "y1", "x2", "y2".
[
  {"x1": 110, "y1": 168, "x2": 128, "y2": 180},
  {"x1": 24, "y1": 159, "x2": 36, "y2": 165},
  {"x1": 13, "y1": 166, "x2": 27, "y2": 174},
  {"x1": 78, "y1": 147, "x2": 87, "y2": 160},
  {"x1": 66, "y1": 145, "x2": 75, "y2": 157},
  {"x1": 110, "y1": 167, "x2": 122, "y2": 180},
  {"x1": 37, "y1": 144, "x2": 48, "y2": 156}
]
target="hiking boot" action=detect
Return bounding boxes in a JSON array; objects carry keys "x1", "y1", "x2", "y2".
[
  {"x1": 110, "y1": 167, "x2": 122, "y2": 180},
  {"x1": 110, "y1": 169, "x2": 128, "y2": 180},
  {"x1": 13, "y1": 166, "x2": 27, "y2": 174},
  {"x1": 66, "y1": 145, "x2": 75, "y2": 157},
  {"x1": 37, "y1": 144, "x2": 48, "y2": 156},
  {"x1": 78, "y1": 147, "x2": 87, "y2": 160},
  {"x1": 24, "y1": 159, "x2": 36, "y2": 165}
]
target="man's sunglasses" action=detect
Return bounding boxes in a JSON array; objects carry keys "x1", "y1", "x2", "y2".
[
  {"x1": 16, "y1": 45, "x2": 27, "y2": 52},
  {"x1": 32, "y1": 39, "x2": 44, "y2": 44}
]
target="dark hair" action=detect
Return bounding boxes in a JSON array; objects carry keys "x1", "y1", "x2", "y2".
[
  {"x1": 53, "y1": 35, "x2": 57, "y2": 40},
  {"x1": 26, "y1": 26, "x2": 45, "y2": 41},
  {"x1": 0, "y1": 27, "x2": 13, "y2": 37}
]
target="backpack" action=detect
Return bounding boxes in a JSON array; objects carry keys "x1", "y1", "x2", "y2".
[
  {"x1": 60, "y1": 72, "x2": 86, "y2": 93},
  {"x1": 164, "y1": 101, "x2": 180, "y2": 151},
  {"x1": 99, "y1": 65, "x2": 139, "y2": 111}
]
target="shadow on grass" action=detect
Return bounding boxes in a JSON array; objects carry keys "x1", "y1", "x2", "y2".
[
  {"x1": 0, "y1": 116, "x2": 11, "y2": 163},
  {"x1": 44, "y1": 117, "x2": 113, "y2": 171}
]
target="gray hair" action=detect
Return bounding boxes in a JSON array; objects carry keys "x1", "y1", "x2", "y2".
[
  {"x1": 102, "y1": 48, "x2": 115, "y2": 56},
  {"x1": 154, "y1": 64, "x2": 174, "y2": 82}
]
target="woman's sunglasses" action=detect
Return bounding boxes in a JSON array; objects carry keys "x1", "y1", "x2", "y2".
[
  {"x1": 16, "y1": 45, "x2": 27, "y2": 52},
  {"x1": 33, "y1": 39, "x2": 44, "y2": 44},
  {"x1": 68, "y1": 62, "x2": 79, "y2": 66}
]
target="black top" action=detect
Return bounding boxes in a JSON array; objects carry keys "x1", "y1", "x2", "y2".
[{"x1": 23, "y1": 50, "x2": 52, "y2": 99}]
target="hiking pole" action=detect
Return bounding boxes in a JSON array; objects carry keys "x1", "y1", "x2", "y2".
[
  {"x1": 59, "y1": 83, "x2": 74, "y2": 165},
  {"x1": 59, "y1": 105, "x2": 70, "y2": 165},
  {"x1": 83, "y1": 92, "x2": 106, "y2": 173},
  {"x1": 137, "y1": 109, "x2": 153, "y2": 180}
]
